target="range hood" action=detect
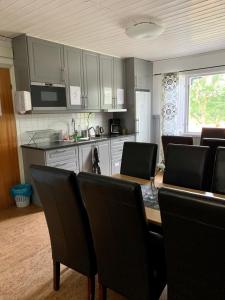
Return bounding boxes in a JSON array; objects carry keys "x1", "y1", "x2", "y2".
[{"x1": 102, "y1": 108, "x2": 127, "y2": 112}]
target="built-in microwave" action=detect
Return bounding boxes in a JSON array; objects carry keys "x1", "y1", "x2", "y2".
[{"x1": 30, "y1": 82, "x2": 67, "y2": 110}]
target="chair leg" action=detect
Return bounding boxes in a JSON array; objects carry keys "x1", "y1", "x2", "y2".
[
  {"x1": 88, "y1": 276, "x2": 95, "y2": 300},
  {"x1": 53, "y1": 261, "x2": 60, "y2": 291},
  {"x1": 99, "y1": 281, "x2": 107, "y2": 300}
]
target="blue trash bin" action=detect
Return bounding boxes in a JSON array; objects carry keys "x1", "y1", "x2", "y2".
[{"x1": 10, "y1": 184, "x2": 32, "y2": 208}]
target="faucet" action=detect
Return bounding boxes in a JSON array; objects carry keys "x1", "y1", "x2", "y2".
[{"x1": 88, "y1": 126, "x2": 96, "y2": 139}]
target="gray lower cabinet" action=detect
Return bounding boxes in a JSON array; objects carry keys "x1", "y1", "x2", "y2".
[
  {"x1": 78, "y1": 140, "x2": 111, "y2": 175},
  {"x1": 79, "y1": 143, "x2": 94, "y2": 173},
  {"x1": 111, "y1": 135, "x2": 136, "y2": 175},
  {"x1": 27, "y1": 36, "x2": 65, "y2": 84},
  {"x1": 97, "y1": 140, "x2": 111, "y2": 176},
  {"x1": 22, "y1": 146, "x2": 79, "y2": 206},
  {"x1": 82, "y1": 50, "x2": 101, "y2": 110}
]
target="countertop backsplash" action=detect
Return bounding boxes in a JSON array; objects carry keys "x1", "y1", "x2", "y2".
[{"x1": 16, "y1": 112, "x2": 113, "y2": 146}]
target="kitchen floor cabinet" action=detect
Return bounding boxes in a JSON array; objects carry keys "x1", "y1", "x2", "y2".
[
  {"x1": 79, "y1": 140, "x2": 111, "y2": 175},
  {"x1": 28, "y1": 37, "x2": 65, "y2": 84},
  {"x1": 111, "y1": 135, "x2": 135, "y2": 175}
]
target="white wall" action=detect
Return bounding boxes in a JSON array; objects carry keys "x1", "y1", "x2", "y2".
[{"x1": 153, "y1": 48, "x2": 225, "y2": 75}]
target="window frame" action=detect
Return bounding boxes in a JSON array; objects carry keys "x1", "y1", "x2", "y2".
[{"x1": 184, "y1": 67, "x2": 225, "y2": 135}]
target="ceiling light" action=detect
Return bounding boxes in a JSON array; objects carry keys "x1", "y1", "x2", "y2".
[{"x1": 125, "y1": 19, "x2": 164, "y2": 39}]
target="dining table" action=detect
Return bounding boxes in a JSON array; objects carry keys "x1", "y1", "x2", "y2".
[{"x1": 112, "y1": 172, "x2": 225, "y2": 225}]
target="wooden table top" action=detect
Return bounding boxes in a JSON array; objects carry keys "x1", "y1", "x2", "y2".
[{"x1": 112, "y1": 173, "x2": 225, "y2": 225}]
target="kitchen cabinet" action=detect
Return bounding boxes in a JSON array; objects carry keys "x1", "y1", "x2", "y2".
[
  {"x1": 82, "y1": 50, "x2": 101, "y2": 110},
  {"x1": 113, "y1": 58, "x2": 125, "y2": 109},
  {"x1": 100, "y1": 55, "x2": 114, "y2": 109},
  {"x1": 97, "y1": 140, "x2": 111, "y2": 176},
  {"x1": 134, "y1": 58, "x2": 152, "y2": 90},
  {"x1": 27, "y1": 37, "x2": 65, "y2": 84},
  {"x1": 64, "y1": 46, "x2": 83, "y2": 109},
  {"x1": 100, "y1": 55, "x2": 125, "y2": 110},
  {"x1": 111, "y1": 135, "x2": 135, "y2": 175},
  {"x1": 79, "y1": 143, "x2": 94, "y2": 173},
  {"x1": 78, "y1": 140, "x2": 111, "y2": 175},
  {"x1": 22, "y1": 145, "x2": 79, "y2": 206}
]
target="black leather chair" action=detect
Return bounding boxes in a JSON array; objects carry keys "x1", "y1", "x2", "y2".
[
  {"x1": 163, "y1": 144, "x2": 209, "y2": 190},
  {"x1": 30, "y1": 165, "x2": 97, "y2": 299},
  {"x1": 212, "y1": 147, "x2": 225, "y2": 194},
  {"x1": 202, "y1": 138, "x2": 225, "y2": 191},
  {"x1": 158, "y1": 188, "x2": 225, "y2": 300},
  {"x1": 120, "y1": 142, "x2": 158, "y2": 179},
  {"x1": 200, "y1": 127, "x2": 225, "y2": 145},
  {"x1": 161, "y1": 135, "x2": 193, "y2": 163},
  {"x1": 78, "y1": 172, "x2": 166, "y2": 300}
]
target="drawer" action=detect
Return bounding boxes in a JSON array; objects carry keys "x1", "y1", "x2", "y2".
[
  {"x1": 46, "y1": 147, "x2": 78, "y2": 164},
  {"x1": 47, "y1": 159, "x2": 79, "y2": 173}
]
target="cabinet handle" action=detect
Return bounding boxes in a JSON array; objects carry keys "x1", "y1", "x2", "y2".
[
  {"x1": 135, "y1": 118, "x2": 140, "y2": 133},
  {"x1": 54, "y1": 162, "x2": 68, "y2": 168},
  {"x1": 61, "y1": 68, "x2": 65, "y2": 82},
  {"x1": 0, "y1": 97, "x2": 2, "y2": 116},
  {"x1": 52, "y1": 149, "x2": 67, "y2": 155}
]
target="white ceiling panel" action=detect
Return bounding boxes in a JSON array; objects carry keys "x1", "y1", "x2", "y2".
[{"x1": 0, "y1": 0, "x2": 225, "y2": 60}]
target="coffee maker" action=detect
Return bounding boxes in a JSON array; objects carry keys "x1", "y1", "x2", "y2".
[{"x1": 109, "y1": 119, "x2": 121, "y2": 136}]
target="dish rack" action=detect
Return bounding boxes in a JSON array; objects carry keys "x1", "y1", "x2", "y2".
[{"x1": 26, "y1": 129, "x2": 59, "y2": 144}]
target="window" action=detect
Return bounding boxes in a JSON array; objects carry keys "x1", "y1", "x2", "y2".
[{"x1": 186, "y1": 72, "x2": 225, "y2": 133}]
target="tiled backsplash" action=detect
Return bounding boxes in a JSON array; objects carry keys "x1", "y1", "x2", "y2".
[{"x1": 16, "y1": 112, "x2": 112, "y2": 145}]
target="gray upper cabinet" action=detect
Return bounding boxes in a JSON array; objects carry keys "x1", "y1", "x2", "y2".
[
  {"x1": 82, "y1": 50, "x2": 101, "y2": 110},
  {"x1": 113, "y1": 58, "x2": 125, "y2": 109},
  {"x1": 27, "y1": 37, "x2": 65, "y2": 84},
  {"x1": 64, "y1": 46, "x2": 83, "y2": 109},
  {"x1": 134, "y1": 58, "x2": 152, "y2": 90},
  {"x1": 100, "y1": 55, "x2": 114, "y2": 109}
]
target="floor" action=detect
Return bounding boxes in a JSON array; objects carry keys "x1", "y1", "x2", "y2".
[{"x1": 0, "y1": 204, "x2": 166, "y2": 300}]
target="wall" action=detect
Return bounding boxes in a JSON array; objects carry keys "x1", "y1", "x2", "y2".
[{"x1": 153, "y1": 48, "x2": 225, "y2": 75}]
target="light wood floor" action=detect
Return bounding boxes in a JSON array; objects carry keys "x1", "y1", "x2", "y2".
[{"x1": 0, "y1": 205, "x2": 167, "y2": 300}]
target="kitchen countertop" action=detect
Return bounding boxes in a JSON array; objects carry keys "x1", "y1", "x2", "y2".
[{"x1": 21, "y1": 134, "x2": 135, "y2": 150}]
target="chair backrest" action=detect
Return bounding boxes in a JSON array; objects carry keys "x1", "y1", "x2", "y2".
[
  {"x1": 202, "y1": 138, "x2": 225, "y2": 191},
  {"x1": 78, "y1": 172, "x2": 163, "y2": 300},
  {"x1": 200, "y1": 127, "x2": 225, "y2": 145},
  {"x1": 120, "y1": 142, "x2": 157, "y2": 179},
  {"x1": 163, "y1": 144, "x2": 209, "y2": 190},
  {"x1": 158, "y1": 188, "x2": 225, "y2": 300},
  {"x1": 212, "y1": 147, "x2": 225, "y2": 194},
  {"x1": 161, "y1": 135, "x2": 193, "y2": 162},
  {"x1": 30, "y1": 165, "x2": 96, "y2": 277}
]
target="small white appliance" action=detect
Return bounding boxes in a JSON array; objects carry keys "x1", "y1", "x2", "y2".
[
  {"x1": 135, "y1": 91, "x2": 151, "y2": 143},
  {"x1": 15, "y1": 91, "x2": 32, "y2": 114}
]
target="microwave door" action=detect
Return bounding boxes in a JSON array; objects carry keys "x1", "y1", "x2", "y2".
[{"x1": 31, "y1": 84, "x2": 67, "y2": 110}]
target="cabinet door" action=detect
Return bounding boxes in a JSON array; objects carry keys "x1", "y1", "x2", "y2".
[
  {"x1": 79, "y1": 143, "x2": 94, "y2": 172},
  {"x1": 28, "y1": 37, "x2": 64, "y2": 84},
  {"x1": 98, "y1": 140, "x2": 111, "y2": 175},
  {"x1": 134, "y1": 59, "x2": 150, "y2": 90},
  {"x1": 111, "y1": 159, "x2": 121, "y2": 175},
  {"x1": 82, "y1": 51, "x2": 100, "y2": 110},
  {"x1": 113, "y1": 58, "x2": 125, "y2": 109},
  {"x1": 100, "y1": 55, "x2": 114, "y2": 109},
  {"x1": 64, "y1": 46, "x2": 84, "y2": 109}
]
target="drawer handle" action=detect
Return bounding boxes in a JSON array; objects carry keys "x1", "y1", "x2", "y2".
[
  {"x1": 54, "y1": 162, "x2": 68, "y2": 168},
  {"x1": 53, "y1": 149, "x2": 67, "y2": 154}
]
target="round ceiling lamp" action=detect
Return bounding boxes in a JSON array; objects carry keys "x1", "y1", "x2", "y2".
[{"x1": 125, "y1": 19, "x2": 164, "y2": 39}]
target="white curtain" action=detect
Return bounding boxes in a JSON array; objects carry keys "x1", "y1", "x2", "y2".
[{"x1": 161, "y1": 73, "x2": 185, "y2": 135}]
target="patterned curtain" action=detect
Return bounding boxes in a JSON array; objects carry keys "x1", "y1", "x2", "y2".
[{"x1": 161, "y1": 73, "x2": 181, "y2": 135}]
